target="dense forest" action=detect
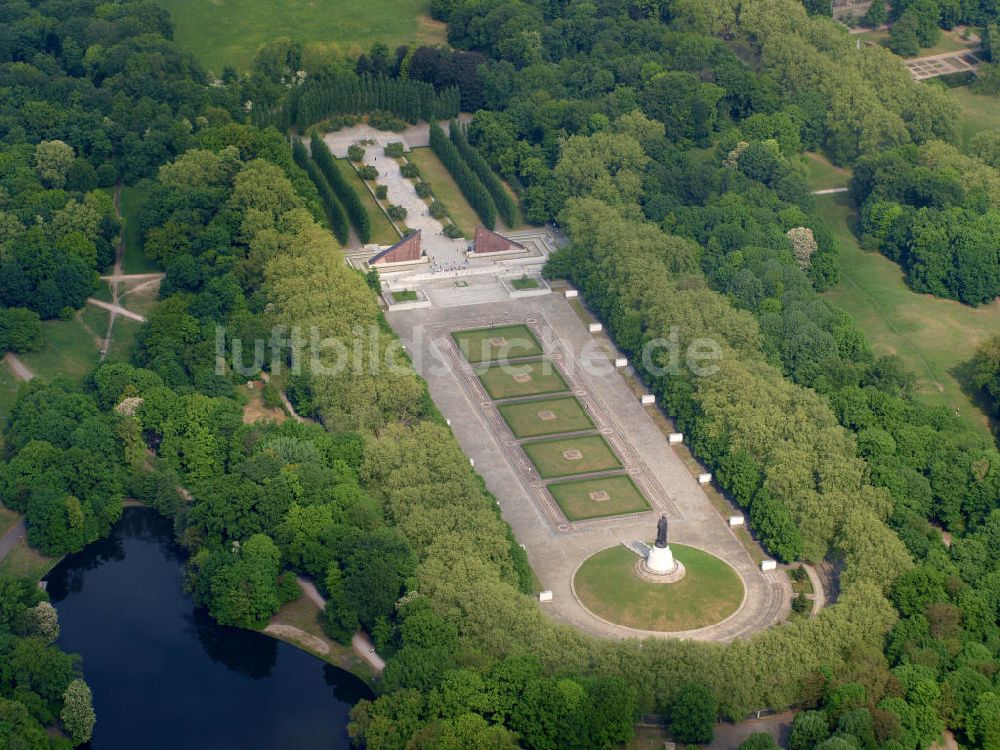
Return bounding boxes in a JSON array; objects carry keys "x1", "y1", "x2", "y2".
[{"x1": 2, "y1": 0, "x2": 1000, "y2": 747}]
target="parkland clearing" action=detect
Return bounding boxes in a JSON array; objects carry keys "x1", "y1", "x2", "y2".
[{"x1": 4, "y1": 0, "x2": 1000, "y2": 747}]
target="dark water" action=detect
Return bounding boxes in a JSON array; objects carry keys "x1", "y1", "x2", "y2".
[{"x1": 46, "y1": 508, "x2": 371, "y2": 750}]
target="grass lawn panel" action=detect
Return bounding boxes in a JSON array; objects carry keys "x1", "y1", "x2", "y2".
[
  {"x1": 455, "y1": 325, "x2": 543, "y2": 364},
  {"x1": 477, "y1": 361, "x2": 568, "y2": 399},
  {"x1": 156, "y1": 0, "x2": 445, "y2": 74},
  {"x1": 511, "y1": 276, "x2": 539, "y2": 290},
  {"x1": 499, "y1": 396, "x2": 594, "y2": 438},
  {"x1": 392, "y1": 290, "x2": 418, "y2": 302},
  {"x1": 816, "y1": 192, "x2": 1000, "y2": 441},
  {"x1": 574, "y1": 544, "x2": 744, "y2": 631},
  {"x1": 548, "y1": 475, "x2": 650, "y2": 521},
  {"x1": 522, "y1": 435, "x2": 622, "y2": 479},
  {"x1": 120, "y1": 185, "x2": 159, "y2": 274},
  {"x1": 333, "y1": 159, "x2": 400, "y2": 246},
  {"x1": 407, "y1": 148, "x2": 481, "y2": 239}
]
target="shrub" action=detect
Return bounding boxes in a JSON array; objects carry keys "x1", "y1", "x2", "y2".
[
  {"x1": 375, "y1": 185, "x2": 388, "y2": 200},
  {"x1": 443, "y1": 223, "x2": 464, "y2": 238},
  {"x1": 792, "y1": 594, "x2": 812, "y2": 614},
  {"x1": 384, "y1": 142, "x2": 404, "y2": 158},
  {"x1": 429, "y1": 201, "x2": 448, "y2": 220},
  {"x1": 400, "y1": 162, "x2": 420, "y2": 179},
  {"x1": 347, "y1": 144, "x2": 365, "y2": 162},
  {"x1": 368, "y1": 111, "x2": 408, "y2": 131},
  {"x1": 358, "y1": 165, "x2": 379, "y2": 180},
  {"x1": 415, "y1": 181, "x2": 433, "y2": 198},
  {"x1": 387, "y1": 205, "x2": 408, "y2": 221}
]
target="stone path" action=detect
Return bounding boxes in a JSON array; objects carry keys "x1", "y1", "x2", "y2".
[
  {"x1": 388, "y1": 293, "x2": 791, "y2": 642},
  {"x1": 4, "y1": 353, "x2": 34, "y2": 382},
  {"x1": 360, "y1": 149, "x2": 467, "y2": 266},
  {"x1": 812, "y1": 187, "x2": 848, "y2": 195},
  {"x1": 801, "y1": 562, "x2": 827, "y2": 616},
  {"x1": 322, "y1": 115, "x2": 473, "y2": 158}
]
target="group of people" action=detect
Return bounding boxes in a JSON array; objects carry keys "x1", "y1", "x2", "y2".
[{"x1": 428, "y1": 258, "x2": 470, "y2": 273}]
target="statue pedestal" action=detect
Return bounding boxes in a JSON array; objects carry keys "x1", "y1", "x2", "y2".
[{"x1": 635, "y1": 544, "x2": 686, "y2": 584}]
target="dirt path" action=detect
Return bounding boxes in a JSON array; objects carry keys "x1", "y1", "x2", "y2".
[
  {"x1": 0, "y1": 518, "x2": 27, "y2": 563},
  {"x1": 264, "y1": 624, "x2": 330, "y2": 656},
  {"x1": 812, "y1": 187, "x2": 848, "y2": 195},
  {"x1": 88, "y1": 298, "x2": 146, "y2": 323},
  {"x1": 294, "y1": 577, "x2": 385, "y2": 674},
  {"x1": 4, "y1": 353, "x2": 34, "y2": 382},
  {"x1": 98, "y1": 184, "x2": 126, "y2": 360}
]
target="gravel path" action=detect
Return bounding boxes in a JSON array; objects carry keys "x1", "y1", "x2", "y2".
[{"x1": 295, "y1": 577, "x2": 386, "y2": 674}]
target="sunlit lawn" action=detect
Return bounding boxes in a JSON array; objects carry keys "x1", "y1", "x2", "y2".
[{"x1": 816, "y1": 193, "x2": 1000, "y2": 440}]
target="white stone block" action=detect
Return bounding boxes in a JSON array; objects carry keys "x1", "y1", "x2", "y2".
[
  {"x1": 470, "y1": 458, "x2": 474, "y2": 467},
  {"x1": 564, "y1": 289, "x2": 578, "y2": 299},
  {"x1": 538, "y1": 590, "x2": 553, "y2": 602},
  {"x1": 446, "y1": 418, "x2": 451, "y2": 426},
  {"x1": 760, "y1": 559, "x2": 777, "y2": 571},
  {"x1": 640, "y1": 394, "x2": 656, "y2": 405},
  {"x1": 698, "y1": 472, "x2": 712, "y2": 484},
  {"x1": 668, "y1": 432, "x2": 683, "y2": 444},
  {"x1": 588, "y1": 322, "x2": 603, "y2": 333},
  {"x1": 615, "y1": 357, "x2": 628, "y2": 368},
  {"x1": 729, "y1": 515, "x2": 745, "y2": 527}
]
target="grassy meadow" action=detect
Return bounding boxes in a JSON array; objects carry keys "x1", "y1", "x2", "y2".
[
  {"x1": 816, "y1": 192, "x2": 1000, "y2": 440},
  {"x1": 158, "y1": 0, "x2": 446, "y2": 74}
]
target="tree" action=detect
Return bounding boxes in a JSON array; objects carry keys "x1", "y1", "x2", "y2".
[
  {"x1": 34, "y1": 140, "x2": 75, "y2": 188},
  {"x1": 888, "y1": 13, "x2": 921, "y2": 56},
  {"x1": 740, "y1": 733, "x2": 779, "y2": 750},
  {"x1": 669, "y1": 682, "x2": 716, "y2": 744},
  {"x1": 789, "y1": 711, "x2": 830, "y2": 750},
  {"x1": 60, "y1": 679, "x2": 96, "y2": 745}
]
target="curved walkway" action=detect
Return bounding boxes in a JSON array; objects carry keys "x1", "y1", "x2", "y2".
[
  {"x1": 296, "y1": 577, "x2": 386, "y2": 674},
  {"x1": 389, "y1": 293, "x2": 791, "y2": 642}
]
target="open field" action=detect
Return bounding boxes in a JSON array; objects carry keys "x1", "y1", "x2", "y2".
[
  {"x1": 17, "y1": 318, "x2": 100, "y2": 384},
  {"x1": 333, "y1": 159, "x2": 400, "y2": 246},
  {"x1": 406, "y1": 147, "x2": 481, "y2": 238},
  {"x1": 455, "y1": 324, "x2": 543, "y2": 363},
  {"x1": 574, "y1": 544, "x2": 744, "y2": 632},
  {"x1": 816, "y1": 192, "x2": 999, "y2": 440},
  {"x1": 949, "y1": 86, "x2": 1000, "y2": 152},
  {"x1": 548, "y1": 475, "x2": 650, "y2": 521},
  {"x1": 477, "y1": 360, "x2": 569, "y2": 399},
  {"x1": 498, "y1": 396, "x2": 594, "y2": 438},
  {"x1": 157, "y1": 0, "x2": 446, "y2": 74},
  {"x1": 106, "y1": 317, "x2": 143, "y2": 363},
  {"x1": 120, "y1": 185, "x2": 159, "y2": 274},
  {"x1": 0, "y1": 538, "x2": 60, "y2": 581},
  {"x1": 799, "y1": 152, "x2": 851, "y2": 190},
  {"x1": 522, "y1": 434, "x2": 622, "y2": 479}
]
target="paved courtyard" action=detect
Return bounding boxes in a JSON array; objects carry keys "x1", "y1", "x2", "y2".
[{"x1": 388, "y1": 292, "x2": 791, "y2": 642}]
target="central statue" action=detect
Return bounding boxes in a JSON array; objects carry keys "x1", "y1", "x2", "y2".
[{"x1": 655, "y1": 514, "x2": 669, "y2": 548}]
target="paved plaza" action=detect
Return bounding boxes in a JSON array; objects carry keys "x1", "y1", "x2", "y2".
[{"x1": 388, "y1": 292, "x2": 791, "y2": 642}]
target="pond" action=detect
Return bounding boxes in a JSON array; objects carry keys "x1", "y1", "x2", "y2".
[{"x1": 45, "y1": 507, "x2": 371, "y2": 749}]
